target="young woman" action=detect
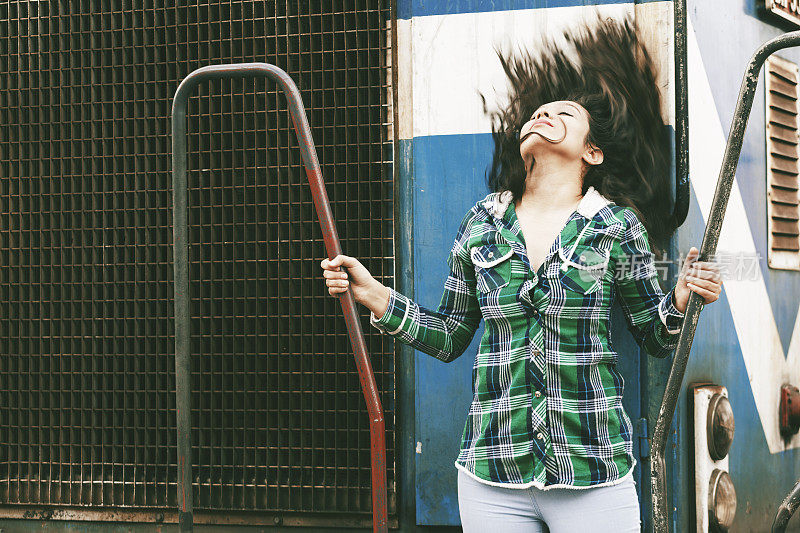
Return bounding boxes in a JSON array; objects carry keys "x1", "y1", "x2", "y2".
[{"x1": 320, "y1": 16, "x2": 721, "y2": 533}]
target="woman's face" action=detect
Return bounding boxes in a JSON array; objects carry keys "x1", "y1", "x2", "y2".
[{"x1": 518, "y1": 100, "x2": 602, "y2": 167}]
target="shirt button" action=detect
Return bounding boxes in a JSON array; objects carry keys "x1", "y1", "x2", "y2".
[
  {"x1": 537, "y1": 432, "x2": 544, "y2": 440},
  {"x1": 532, "y1": 309, "x2": 539, "y2": 317},
  {"x1": 488, "y1": 251, "x2": 494, "y2": 258},
  {"x1": 535, "y1": 391, "x2": 542, "y2": 398}
]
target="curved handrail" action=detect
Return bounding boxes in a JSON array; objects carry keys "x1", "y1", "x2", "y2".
[
  {"x1": 772, "y1": 478, "x2": 800, "y2": 533},
  {"x1": 171, "y1": 63, "x2": 388, "y2": 533},
  {"x1": 650, "y1": 31, "x2": 800, "y2": 533}
]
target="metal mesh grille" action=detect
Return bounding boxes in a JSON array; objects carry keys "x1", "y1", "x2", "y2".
[{"x1": 0, "y1": 0, "x2": 395, "y2": 520}]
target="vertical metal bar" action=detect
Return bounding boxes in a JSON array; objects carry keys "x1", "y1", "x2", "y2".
[
  {"x1": 171, "y1": 73, "x2": 192, "y2": 532},
  {"x1": 650, "y1": 31, "x2": 800, "y2": 533},
  {"x1": 672, "y1": 0, "x2": 690, "y2": 228},
  {"x1": 172, "y1": 63, "x2": 389, "y2": 533},
  {"x1": 389, "y1": 3, "x2": 418, "y2": 531}
]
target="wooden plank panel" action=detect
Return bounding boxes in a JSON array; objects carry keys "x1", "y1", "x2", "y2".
[
  {"x1": 769, "y1": 91, "x2": 799, "y2": 112},
  {"x1": 771, "y1": 218, "x2": 800, "y2": 235},
  {"x1": 770, "y1": 156, "x2": 799, "y2": 175},
  {"x1": 772, "y1": 203, "x2": 800, "y2": 220},
  {"x1": 769, "y1": 187, "x2": 800, "y2": 205},
  {"x1": 770, "y1": 173, "x2": 800, "y2": 189},
  {"x1": 772, "y1": 234, "x2": 800, "y2": 251},
  {"x1": 768, "y1": 124, "x2": 798, "y2": 144},
  {"x1": 769, "y1": 107, "x2": 798, "y2": 129},
  {"x1": 769, "y1": 77, "x2": 798, "y2": 99},
  {"x1": 769, "y1": 61, "x2": 798, "y2": 83},
  {"x1": 769, "y1": 140, "x2": 798, "y2": 159}
]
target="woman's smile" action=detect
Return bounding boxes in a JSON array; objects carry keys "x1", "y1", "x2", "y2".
[{"x1": 520, "y1": 118, "x2": 558, "y2": 141}]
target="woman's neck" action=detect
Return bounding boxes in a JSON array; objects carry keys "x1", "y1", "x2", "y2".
[{"x1": 516, "y1": 159, "x2": 584, "y2": 213}]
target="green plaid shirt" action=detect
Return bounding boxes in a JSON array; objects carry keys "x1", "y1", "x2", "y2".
[{"x1": 370, "y1": 185, "x2": 685, "y2": 489}]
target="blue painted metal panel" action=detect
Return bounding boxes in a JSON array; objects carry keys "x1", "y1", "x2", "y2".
[
  {"x1": 411, "y1": 133, "x2": 491, "y2": 525},
  {"x1": 394, "y1": 138, "x2": 419, "y2": 532},
  {"x1": 397, "y1": 0, "x2": 659, "y2": 19}
]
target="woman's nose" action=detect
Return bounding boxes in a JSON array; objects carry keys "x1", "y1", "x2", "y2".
[{"x1": 535, "y1": 110, "x2": 550, "y2": 120}]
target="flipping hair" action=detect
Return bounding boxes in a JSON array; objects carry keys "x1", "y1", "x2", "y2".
[{"x1": 484, "y1": 15, "x2": 675, "y2": 257}]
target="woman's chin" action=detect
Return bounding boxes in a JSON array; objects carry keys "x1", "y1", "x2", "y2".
[
  {"x1": 521, "y1": 145, "x2": 581, "y2": 166},
  {"x1": 519, "y1": 134, "x2": 545, "y2": 155},
  {"x1": 520, "y1": 136, "x2": 559, "y2": 157}
]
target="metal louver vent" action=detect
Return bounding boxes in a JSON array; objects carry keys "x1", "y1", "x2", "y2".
[
  {"x1": 766, "y1": 55, "x2": 800, "y2": 270},
  {"x1": 0, "y1": 0, "x2": 396, "y2": 526}
]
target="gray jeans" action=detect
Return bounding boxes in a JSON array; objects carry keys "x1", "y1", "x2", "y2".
[{"x1": 457, "y1": 469, "x2": 641, "y2": 532}]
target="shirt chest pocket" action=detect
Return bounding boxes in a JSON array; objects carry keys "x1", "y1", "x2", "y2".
[
  {"x1": 552, "y1": 244, "x2": 611, "y2": 295},
  {"x1": 471, "y1": 243, "x2": 515, "y2": 293}
]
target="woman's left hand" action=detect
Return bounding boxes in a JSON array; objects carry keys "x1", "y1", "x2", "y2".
[{"x1": 673, "y1": 246, "x2": 722, "y2": 313}]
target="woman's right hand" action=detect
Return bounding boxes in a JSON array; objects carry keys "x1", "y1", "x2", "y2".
[{"x1": 321, "y1": 254, "x2": 391, "y2": 318}]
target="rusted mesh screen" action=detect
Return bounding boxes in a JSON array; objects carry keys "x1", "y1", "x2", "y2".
[{"x1": 0, "y1": 0, "x2": 395, "y2": 518}]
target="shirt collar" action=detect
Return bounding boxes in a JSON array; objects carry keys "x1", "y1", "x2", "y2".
[
  {"x1": 480, "y1": 186, "x2": 616, "y2": 277},
  {"x1": 481, "y1": 185, "x2": 613, "y2": 222}
]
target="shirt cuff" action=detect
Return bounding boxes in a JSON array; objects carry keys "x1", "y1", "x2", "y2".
[
  {"x1": 369, "y1": 287, "x2": 411, "y2": 335},
  {"x1": 658, "y1": 287, "x2": 685, "y2": 334}
]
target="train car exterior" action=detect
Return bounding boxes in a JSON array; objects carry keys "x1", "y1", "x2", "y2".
[
  {"x1": 676, "y1": 0, "x2": 800, "y2": 529},
  {"x1": 395, "y1": 1, "x2": 800, "y2": 531},
  {"x1": 0, "y1": 0, "x2": 798, "y2": 532}
]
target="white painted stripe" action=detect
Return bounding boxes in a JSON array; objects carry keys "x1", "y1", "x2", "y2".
[
  {"x1": 394, "y1": 18, "x2": 413, "y2": 141},
  {"x1": 688, "y1": 18, "x2": 800, "y2": 453},
  {"x1": 404, "y1": 3, "x2": 677, "y2": 139}
]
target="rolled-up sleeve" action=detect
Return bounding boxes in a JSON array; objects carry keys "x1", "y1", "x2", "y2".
[{"x1": 613, "y1": 208, "x2": 685, "y2": 358}]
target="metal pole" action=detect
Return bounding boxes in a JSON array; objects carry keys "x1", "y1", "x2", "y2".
[
  {"x1": 172, "y1": 72, "x2": 193, "y2": 533},
  {"x1": 171, "y1": 63, "x2": 389, "y2": 533},
  {"x1": 672, "y1": 0, "x2": 690, "y2": 228},
  {"x1": 650, "y1": 31, "x2": 800, "y2": 533},
  {"x1": 772, "y1": 478, "x2": 800, "y2": 533}
]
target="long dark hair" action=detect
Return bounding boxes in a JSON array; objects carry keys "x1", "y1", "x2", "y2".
[{"x1": 484, "y1": 15, "x2": 675, "y2": 257}]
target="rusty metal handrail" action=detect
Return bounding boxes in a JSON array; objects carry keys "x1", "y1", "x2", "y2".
[
  {"x1": 171, "y1": 63, "x2": 388, "y2": 533},
  {"x1": 651, "y1": 31, "x2": 800, "y2": 533},
  {"x1": 772, "y1": 478, "x2": 800, "y2": 532}
]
